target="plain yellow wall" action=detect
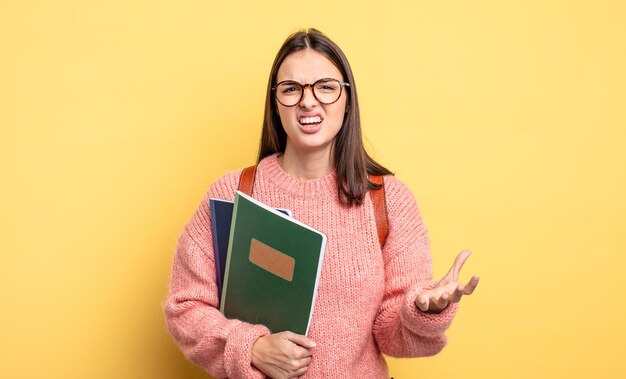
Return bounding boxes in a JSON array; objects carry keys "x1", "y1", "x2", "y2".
[{"x1": 1, "y1": 1, "x2": 625, "y2": 378}]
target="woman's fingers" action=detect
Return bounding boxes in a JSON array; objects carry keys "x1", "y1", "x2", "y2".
[
  {"x1": 463, "y1": 275, "x2": 480, "y2": 295},
  {"x1": 284, "y1": 356, "x2": 312, "y2": 373},
  {"x1": 432, "y1": 292, "x2": 450, "y2": 310},
  {"x1": 415, "y1": 247, "x2": 480, "y2": 313},
  {"x1": 251, "y1": 332, "x2": 315, "y2": 378},
  {"x1": 446, "y1": 276, "x2": 480, "y2": 304},
  {"x1": 282, "y1": 331, "x2": 317, "y2": 350},
  {"x1": 447, "y1": 284, "x2": 465, "y2": 303},
  {"x1": 442, "y1": 249, "x2": 472, "y2": 283},
  {"x1": 416, "y1": 273, "x2": 480, "y2": 313},
  {"x1": 452, "y1": 275, "x2": 480, "y2": 299},
  {"x1": 416, "y1": 287, "x2": 449, "y2": 312},
  {"x1": 416, "y1": 293, "x2": 430, "y2": 312},
  {"x1": 292, "y1": 356, "x2": 312, "y2": 370},
  {"x1": 292, "y1": 363, "x2": 311, "y2": 377}
]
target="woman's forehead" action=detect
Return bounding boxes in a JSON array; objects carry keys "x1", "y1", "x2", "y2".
[{"x1": 276, "y1": 49, "x2": 343, "y2": 82}]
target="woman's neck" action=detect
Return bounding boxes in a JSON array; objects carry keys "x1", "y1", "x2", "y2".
[{"x1": 279, "y1": 145, "x2": 334, "y2": 179}]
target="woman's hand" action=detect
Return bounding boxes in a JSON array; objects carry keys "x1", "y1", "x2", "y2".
[
  {"x1": 251, "y1": 331, "x2": 316, "y2": 379},
  {"x1": 415, "y1": 249, "x2": 479, "y2": 314}
]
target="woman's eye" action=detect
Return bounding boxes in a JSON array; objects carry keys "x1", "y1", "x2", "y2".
[
  {"x1": 317, "y1": 84, "x2": 338, "y2": 92},
  {"x1": 281, "y1": 86, "x2": 299, "y2": 94}
]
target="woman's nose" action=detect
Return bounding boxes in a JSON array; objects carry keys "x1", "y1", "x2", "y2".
[{"x1": 299, "y1": 85, "x2": 318, "y2": 108}]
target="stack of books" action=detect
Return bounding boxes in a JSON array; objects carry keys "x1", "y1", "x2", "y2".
[{"x1": 209, "y1": 192, "x2": 327, "y2": 335}]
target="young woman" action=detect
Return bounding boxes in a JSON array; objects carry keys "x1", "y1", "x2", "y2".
[{"x1": 165, "y1": 29, "x2": 479, "y2": 379}]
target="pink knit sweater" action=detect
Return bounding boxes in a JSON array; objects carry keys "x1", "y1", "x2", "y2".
[{"x1": 165, "y1": 154, "x2": 458, "y2": 378}]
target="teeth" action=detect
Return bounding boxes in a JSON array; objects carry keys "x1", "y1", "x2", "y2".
[{"x1": 299, "y1": 116, "x2": 322, "y2": 125}]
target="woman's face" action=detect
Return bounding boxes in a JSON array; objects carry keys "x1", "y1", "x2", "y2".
[{"x1": 275, "y1": 49, "x2": 348, "y2": 156}]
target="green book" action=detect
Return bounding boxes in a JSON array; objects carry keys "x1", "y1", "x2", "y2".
[{"x1": 220, "y1": 191, "x2": 327, "y2": 335}]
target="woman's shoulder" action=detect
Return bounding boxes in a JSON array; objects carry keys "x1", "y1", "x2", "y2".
[
  {"x1": 381, "y1": 174, "x2": 417, "y2": 202},
  {"x1": 205, "y1": 155, "x2": 278, "y2": 200},
  {"x1": 379, "y1": 173, "x2": 426, "y2": 217},
  {"x1": 379, "y1": 174, "x2": 428, "y2": 237},
  {"x1": 206, "y1": 167, "x2": 245, "y2": 201}
]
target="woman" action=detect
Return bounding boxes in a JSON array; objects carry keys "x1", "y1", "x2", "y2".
[{"x1": 165, "y1": 28, "x2": 479, "y2": 379}]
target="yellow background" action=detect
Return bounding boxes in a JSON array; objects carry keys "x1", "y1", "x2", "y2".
[{"x1": 1, "y1": 1, "x2": 625, "y2": 378}]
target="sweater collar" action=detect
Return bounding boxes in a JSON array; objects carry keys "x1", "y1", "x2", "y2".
[{"x1": 257, "y1": 153, "x2": 337, "y2": 198}]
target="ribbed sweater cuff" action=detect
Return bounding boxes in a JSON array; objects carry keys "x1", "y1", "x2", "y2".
[
  {"x1": 224, "y1": 323, "x2": 271, "y2": 378},
  {"x1": 401, "y1": 284, "x2": 458, "y2": 338}
]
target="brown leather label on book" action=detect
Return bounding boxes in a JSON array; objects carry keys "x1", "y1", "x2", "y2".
[{"x1": 249, "y1": 238, "x2": 295, "y2": 282}]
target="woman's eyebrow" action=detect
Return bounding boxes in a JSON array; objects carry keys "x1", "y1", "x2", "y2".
[{"x1": 277, "y1": 77, "x2": 339, "y2": 84}]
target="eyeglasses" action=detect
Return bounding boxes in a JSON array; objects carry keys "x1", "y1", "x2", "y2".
[{"x1": 272, "y1": 78, "x2": 350, "y2": 107}]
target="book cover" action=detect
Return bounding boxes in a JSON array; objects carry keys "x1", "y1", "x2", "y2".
[
  {"x1": 219, "y1": 191, "x2": 326, "y2": 335},
  {"x1": 210, "y1": 198, "x2": 291, "y2": 300},
  {"x1": 209, "y1": 198, "x2": 233, "y2": 300}
]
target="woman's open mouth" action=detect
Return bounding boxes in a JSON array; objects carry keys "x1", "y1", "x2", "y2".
[{"x1": 298, "y1": 116, "x2": 323, "y2": 133}]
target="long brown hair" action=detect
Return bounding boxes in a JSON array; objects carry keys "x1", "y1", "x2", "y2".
[{"x1": 258, "y1": 28, "x2": 392, "y2": 206}]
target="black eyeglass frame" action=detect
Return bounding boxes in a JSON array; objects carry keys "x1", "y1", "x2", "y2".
[{"x1": 271, "y1": 78, "x2": 350, "y2": 107}]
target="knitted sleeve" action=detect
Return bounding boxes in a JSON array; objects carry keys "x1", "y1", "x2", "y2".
[
  {"x1": 372, "y1": 176, "x2": 458, "y2": 358},
  {"x1": 164, "y1": 170, "x2": 271, "y2": 378}
]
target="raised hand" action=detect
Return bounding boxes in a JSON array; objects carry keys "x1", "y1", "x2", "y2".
[
  {"x1": 415, "y1": 249, "x2": 479, "y2": 314},
  {"x1": 251, "y1": 331, "x2": 316, "y2": 379}
]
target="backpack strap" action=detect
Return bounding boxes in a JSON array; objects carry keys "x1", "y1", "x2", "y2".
[
  {"x1": 238, "y1": 165, "x2": 257, "y2": 196},
  {"x1": 238, "y1": 165, "x2": 388, "y2": 248},
  {"x1": 368, "y1": 174, "x2": 389, "y2": 248}
]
